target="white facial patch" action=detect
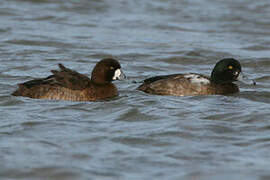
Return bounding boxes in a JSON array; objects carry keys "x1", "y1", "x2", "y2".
[
  {"x1": 113, "y1": 69, "x2": 122, "y2": 80},
  {"x1": 233, "y1": 71, "x2": 239, "y2": 76},
  {"x1": 184, "y1": 74, "x2": 210, "y2": 85}
]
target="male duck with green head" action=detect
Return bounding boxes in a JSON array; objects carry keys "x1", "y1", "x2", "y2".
[{"x1": 137, "y1": 58, "x2": 255, "y2": 96}]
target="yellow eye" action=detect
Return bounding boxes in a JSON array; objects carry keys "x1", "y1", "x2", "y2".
[
  {"x1": 110, "y1": 66, "x2": 114, "y2": 70},
  {"x1": 228, "y1": 65, "x2": 233, "y2": 70}
]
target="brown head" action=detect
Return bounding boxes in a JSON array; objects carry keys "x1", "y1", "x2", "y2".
[{"x1": 91, "y1": 58, "x2": 126, "y2": 85}]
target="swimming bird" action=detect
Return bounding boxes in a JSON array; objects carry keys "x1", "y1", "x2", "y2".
[
  {"x1": 12, "y1": 58, "x2": 126, "y2": 101},
  {"x1": 137, "y1": 58, "x2": 255, "y2": 96}
]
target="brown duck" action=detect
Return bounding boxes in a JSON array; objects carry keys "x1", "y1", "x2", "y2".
[{"x1": 12, "y1": 58, "x2": 126, "y2": 101}]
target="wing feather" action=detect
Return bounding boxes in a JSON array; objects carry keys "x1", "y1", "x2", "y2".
[{"x1": 47, "y1": 63, "x2": 91, "y2": 90}]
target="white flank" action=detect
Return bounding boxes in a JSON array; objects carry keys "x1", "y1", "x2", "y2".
[
  {"x1": 184, "y1": 74, "x2": 210, "y2": 85},
  {"x1": 113, "y1": 69, "x2": 121, "y2": 80}
]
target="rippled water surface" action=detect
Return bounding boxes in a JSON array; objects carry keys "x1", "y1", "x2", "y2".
[{"x1": 1, "y1": 0, "x2": 270, "y2": 179}]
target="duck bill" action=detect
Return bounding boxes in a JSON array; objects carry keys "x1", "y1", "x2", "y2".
[
  {"x1": 236, "y1": 72, "x2": 256, "y2": 85},
  {"x1": 113, "y1": 69, "x2": 126, "y2": 80}
]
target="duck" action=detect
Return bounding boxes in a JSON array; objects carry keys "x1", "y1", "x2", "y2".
[
  {"x1": 137, "y1": 58, "x2": 255, "y2": 96},
  {"x1": 12, "y1": 58, "x2": 126, "y2": 101}
]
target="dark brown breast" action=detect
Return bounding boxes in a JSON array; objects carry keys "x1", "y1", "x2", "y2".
[{"x1": 13, "y1": 80, "x2": 119, "y2": 101}]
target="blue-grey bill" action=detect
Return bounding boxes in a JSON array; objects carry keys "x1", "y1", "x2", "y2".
[{"x1": 237, "y1": 72, "x2": 256, "y2": 85}]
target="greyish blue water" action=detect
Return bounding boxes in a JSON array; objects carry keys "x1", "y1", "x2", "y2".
[{"x1": 0, "y1": 0, "x2": 270, "y2": 179}]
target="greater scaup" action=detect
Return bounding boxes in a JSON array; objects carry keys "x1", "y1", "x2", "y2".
[
  {"x1": 12, "y1": 58, "x2": 126, "y2": 101},
  {"x1": 137, "y1": 58, "x2": 255, "y2": 96}
]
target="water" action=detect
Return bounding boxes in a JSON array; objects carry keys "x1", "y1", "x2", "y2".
[{"x1": 0, "y1": 0, "x2": 270, "y2": 179}]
